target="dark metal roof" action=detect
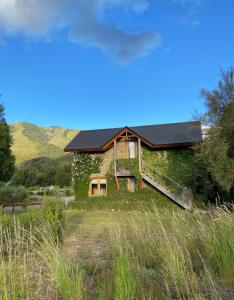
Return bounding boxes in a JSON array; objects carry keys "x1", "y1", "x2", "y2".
[
  {"x1": 64, "y1": 121, "x2": 202, "y2": 152},
  {"x1": 65, "y1": 127, "x2": 122, "y2": 151},
  {"x1": 130, "y1": 121, "x2": 202, "y2": 145}
]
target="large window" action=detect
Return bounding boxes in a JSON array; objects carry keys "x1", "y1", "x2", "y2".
[{"x1": 90, "y1": 178, "x2": 107, "y2": 196}]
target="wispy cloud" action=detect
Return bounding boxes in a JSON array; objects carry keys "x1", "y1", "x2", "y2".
[
  {"x1": 171, "y1": 0, "x2": 206, "y2": 27},
  {"x1": 0, "y1": 0, "x2": 160, "y2": 61}
]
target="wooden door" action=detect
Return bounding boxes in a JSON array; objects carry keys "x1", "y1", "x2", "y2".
[{"x1": 129, "y1": 142, "x2": 135, "y2": 158}]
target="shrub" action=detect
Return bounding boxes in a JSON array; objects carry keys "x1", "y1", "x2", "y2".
[
  {"x1": 0, "y1": 197, "x2": 67, "y2": 299},
  {"x1": 0, "y1": 198, "x2": 65, "y2": 250},
  {"x1": 0, "y1": 185, "x2": 28, "y2": 205},
  {"x1": 41, "y1": 198, "x2": 65, "y2": 242}
]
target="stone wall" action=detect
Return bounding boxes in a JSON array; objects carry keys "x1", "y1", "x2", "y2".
[
  {"x1": 91, "y1": 140, "x2": 138, "y2": 178},
  {"x1": 91, "y1": 147, "x2": 113, "y2": 177}
]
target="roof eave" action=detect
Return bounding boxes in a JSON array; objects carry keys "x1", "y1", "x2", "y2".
[
  {"x1": 64, "y1": 147, "x2": 104, "y2": 153},
  {"x1": 151, "y1": 141, "x2": 199, "y2": 149},
  {"x1": 64, "y1": 140, "x2": 201, "y2": 153}
]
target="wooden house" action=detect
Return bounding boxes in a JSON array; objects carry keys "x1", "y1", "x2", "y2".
[{"x1": 64, "y1": 121, "x2": 202, "y2": 210}]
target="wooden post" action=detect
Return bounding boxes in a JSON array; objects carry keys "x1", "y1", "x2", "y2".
[
  {"x1": 114, "y1": 140, "x2": 117, "y2": 176},
  {"x1": 138, "y1": 138, "x2": 142, "y2": 172},
  {"x1": 98, "y1": 177, "x2": 101, "y2": 195},
  {"x1": 115, "y1": 176, "x2": 120, "y2": 191}
]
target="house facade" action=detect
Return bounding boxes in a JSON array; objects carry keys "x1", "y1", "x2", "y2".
[{"x1": 64, "y1": 121, "x2": 203, "y2": 210}]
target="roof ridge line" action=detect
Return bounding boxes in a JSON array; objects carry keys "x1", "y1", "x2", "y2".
[
  {"x1": 79, "y1": 121, "x2": 201, "y2": 132},
  {"x1": 130, "y1": 120, "x2": 200, "y2": 129}
]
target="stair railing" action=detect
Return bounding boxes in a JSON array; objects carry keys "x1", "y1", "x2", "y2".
[
  {"x1": 141, "y1": 159, "x2": 184, "y2": 193},
  {"x1": 141, "y1": 159, "x2": 193, "y2": 209}
]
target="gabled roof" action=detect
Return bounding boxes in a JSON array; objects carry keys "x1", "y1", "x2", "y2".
[
  {"x1": 64, "y1": 121, "x2": 202, "y2": 152},
  {"x1": 65, "y1": 127, "x2": 122, "y2": 151}
]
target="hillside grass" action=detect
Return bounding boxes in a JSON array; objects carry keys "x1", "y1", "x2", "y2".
[{"x1": 10, "y1": 122, "x2": 78, "y2": 164}]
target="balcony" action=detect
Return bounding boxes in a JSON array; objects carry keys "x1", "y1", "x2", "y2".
[{"x1": 114, "y1": 158, "x2": 139, "y2": 177}]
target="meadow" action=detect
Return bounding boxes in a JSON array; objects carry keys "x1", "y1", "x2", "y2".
[{"x1": 0, "y1": 196, "x2": 234, "y2": 300}]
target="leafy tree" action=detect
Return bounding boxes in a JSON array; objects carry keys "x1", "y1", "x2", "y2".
[
  {"x1": 13, "y1": 156, "x2": 72, "y2": 187},
  {"x1": 198, "y1": 68, "x2": 234, "y2": 195},
  {"x1": 0, "y1": 103, "x2": 15, "y2": 182},
  {"x1": 55, "y1": 164, "x2": 71, "y2": 187}
]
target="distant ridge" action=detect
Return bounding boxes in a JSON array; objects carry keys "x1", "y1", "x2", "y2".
[{"x1": 10, "y1": 122, "x2": 79, "y2": 165}]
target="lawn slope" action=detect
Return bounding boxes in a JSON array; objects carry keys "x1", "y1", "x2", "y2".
[{"x1": 10, "y1": 122, "x2": 78, "y2": 164}]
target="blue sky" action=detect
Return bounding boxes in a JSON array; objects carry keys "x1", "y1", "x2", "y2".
[{"x1": 0, "y1": 0, "x2": 233, "y2": 130}]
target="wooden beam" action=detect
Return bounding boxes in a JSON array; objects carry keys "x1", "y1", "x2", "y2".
[
  {"x1": 97, "y1": 177, "x2": 101, "y2": 195},
  {"x1": 114, "y1": 140, "x2": 117, "y2": 177},
  {"x1": 138, "y1": 138, "x2": 142, "y2": 173},
  {"x1": 125, "y1": 140, "x2": 128, "y2": 158},
  {"x1": 115, "y1": 176, "x2": 120, "y2": 191},
  {"x1": 102, "y1": 127, "x2": 153, "y2": 150}
]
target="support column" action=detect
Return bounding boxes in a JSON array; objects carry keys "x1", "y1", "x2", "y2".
[
  {"x1": 114, "y1": 139, "x2": 117, "y2": 176},
  {"x1": 138, "y1": 138, "x2": 142, "y2": 173}
]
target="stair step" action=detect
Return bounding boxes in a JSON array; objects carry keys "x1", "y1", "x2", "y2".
[{"x1": 141, "y1": 173, "x2": 192, "y2": 210}]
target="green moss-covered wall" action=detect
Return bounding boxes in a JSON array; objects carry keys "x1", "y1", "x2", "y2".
[
  {"x1": 142, "y1": 145, "x2": 200, "y2": 192},
  {"x1": 72, "y1": 145, "x2": 201, "y2": 201},
  {"x1": 72, "y1": 153, "x2": 104, "y2": 200}
]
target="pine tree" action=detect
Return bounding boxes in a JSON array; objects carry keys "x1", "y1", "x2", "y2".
[{"x1": 0, "y1": 103, "x2": 15, "y2": 182}]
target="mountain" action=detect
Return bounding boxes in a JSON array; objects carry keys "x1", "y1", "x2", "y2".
[{"x1": 10, "y1": 122, "x2": 79, "y2": 165}]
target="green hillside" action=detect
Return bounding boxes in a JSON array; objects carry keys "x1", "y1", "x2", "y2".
[{"x1": 10, "y1": 122, "x2": 79, "y2": 165}]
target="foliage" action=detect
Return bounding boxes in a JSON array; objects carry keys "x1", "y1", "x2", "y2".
[
  {"x1": 198, "y1": 67, "x2": 234, "y2": 194},
  {"x1": 114, "y1": 254, "x2": 136, "y2": 300},
  {"x1": 115, "y1": 158, "x2": 142, "y2": 189},
  {"x1": 2, "y1": 203, "x2": 234, "y2": 298},
  {"x1": 0, "y1": 103, "x2": 15, "y2": 182},
  {"x1": 72, "y1": 153, "x2": 103, "y2": 200},
  {"x1": 40, "y1": 198, "x2": 65, "y2": 242},
  {"x1": 0, "y1": 198, "x2": 67, "y2": 299},
  {"x1": 0, "y1": 197, "x2": 64, "y2": 243},
  {"x1": 106, "y1": 208, "x2": 234, "y2": 299},
  {"x1": 69, "y1": 181, "x2": 181, "y2": 211},
  {"x1": 12, "y1": 156, "x2": 72, "y2": 187},
  {"x1": 39, "y1": 236, "x2": 85, "y2": 300},
  {"x1": 0, "y1": 185, "x2": 28, "y2": 205},
  {"x1": 142, "y1": 145, "x2": 201, "y2": 192},
  {"x1": 55, "y1": 164, "x2": 72, "y2": 187}
]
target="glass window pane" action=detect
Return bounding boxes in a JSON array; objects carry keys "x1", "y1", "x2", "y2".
[
  {"x1": 92, "y1": 184, "x2": 99, "y2": 195},
  {"x1": 100, "y1": 184, "x2": 107, "y2": 195}
]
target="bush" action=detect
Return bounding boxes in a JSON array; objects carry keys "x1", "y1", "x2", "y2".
[
  {"x1": 0, "y1": 197, "x2": 65, "y2": 244},
  {"x1": 41, "y1": 198, "x2": 64, "y2": 242},
  {"x1": 0, "y1": 185, "x2": 28, "y2": 205},
  {"x1": 13, "y1": 157, "x2": 72, "y2": 188}
]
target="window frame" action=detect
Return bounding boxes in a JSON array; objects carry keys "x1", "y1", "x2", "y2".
[{"x1": 89, "y1": 177, "x2": 107, "y2": 197}]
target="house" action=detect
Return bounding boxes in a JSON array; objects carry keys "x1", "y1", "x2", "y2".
[{"x1": 64, "y1": 121, "x2": 203, "y2": 210}]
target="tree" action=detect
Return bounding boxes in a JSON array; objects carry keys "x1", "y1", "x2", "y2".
[
  {"x1": 198, "y1": 68, "x2": 234, "y2": 195},
  {"x1": 12, "y1": 156, "x2": 72, "y2": 187},
  {"x1": 0, "y1": 103, "x2": 15, "y2": 182},
  {"x1": 55, "y1": 164, "x2": 71, "y2": 187}
]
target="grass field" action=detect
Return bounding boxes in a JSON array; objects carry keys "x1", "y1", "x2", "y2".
[{"x1": 1, "y1": 200, "x2": 234, "y2": 299}]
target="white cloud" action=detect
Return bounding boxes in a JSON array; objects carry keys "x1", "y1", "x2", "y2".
[
  {"x1": 171, "y1": 0, "x2": 205, "y2": 27},
  {"x1": 0, "y1": 0, "x2": 159, "y2": 61}
]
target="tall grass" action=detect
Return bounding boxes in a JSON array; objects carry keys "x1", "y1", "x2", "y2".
[
  {"x1": 1, "y1": 201, "x2": 234, "y2": 299},
  {"x1": 38, "y1": 231, "x2": 85, "y2": 300},
  {"x1": 105, "y1": 208, "x2": 234, "y2": 299},
  {"x1": 0, "y1": 198, "x2": 85, "y2": 300}
]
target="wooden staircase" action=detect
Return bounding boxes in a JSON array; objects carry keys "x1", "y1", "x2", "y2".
[{"x1": 141, "y1": 160, "x2": 193, "y2": 210}]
